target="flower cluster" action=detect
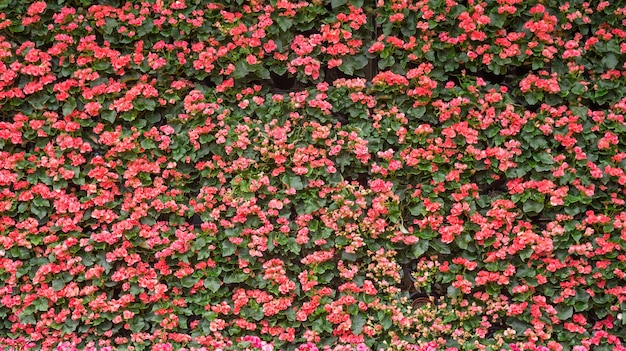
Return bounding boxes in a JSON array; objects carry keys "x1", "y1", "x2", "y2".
[{"x1": 0, "y1": 0, "x2": 626, "y2": 351}]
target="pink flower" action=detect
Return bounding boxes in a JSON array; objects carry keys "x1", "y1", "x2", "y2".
[
  {"x1": 328, "y1": 58, "x2": 342, "y2": 69},
  {"x1": 246, "y1": 54, "x2": 258, "y2": 65},
  {"x1": 84, "y1": 101, "x2": 102, "y2": 116},
  {"x1": 389, "y1": 13, "x2": 404, "y2": 23},
  {"x1": 27, "y1": 1, "x2": 46, "y2": 16},
  {"x1": 368, "y1": 42, "x2": 384, "y2": 53}
]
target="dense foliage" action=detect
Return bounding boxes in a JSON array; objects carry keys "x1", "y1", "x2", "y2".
[{"x1": 0, "y1": 0, "x2": 626, "y2": 350}]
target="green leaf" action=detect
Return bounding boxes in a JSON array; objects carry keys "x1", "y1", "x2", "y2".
[
  {"x1": 289, "y1": 175, "x2": 304, "y2": 190},
  {"x1": 524, "y1": 93, "x2": 539, "y2": 105},
  {"x1": 137, "y1": 22, "x2": 155, "y2": 37},
  {"x1": 63, "y1": 98, "x2": 77, "y2": 116},
  {"x1": 10, "y1": 24, "x2": 25, "y2": 33},
  {"x1": 523, "y1": 200, "x2": 544, "y2": 214},
  {"x1": 233, "y1": 61, "x2": 249, "y2": 79},
  {"x1": 331, "y1": 0, "x2": 348, "y2": 8},
  {"x1": 34, "y1": 297, "x2": 49, "y2": 312},
  {"x1": 285, "y1": 308, "x2": 297, "y2": 322},
  {"x1": 33, "y1": 197, "x2": 50, "y2": 207},
  {"x1": 103, "y1": 18, "x2": 117, "y2": 35},
  {"x1": 602, "y1": 53, "x2": 619, "y2": 69},
  {"x1": 224, "y1": 272, "x2": 248, "y2": 284},
  {"x1": 135, "y1": 98, "x2": 156, "y2": 112},
  {"x1": 570, "y1": 106, "x2": 588, "y2": 118},
  {"x1": 409, "y1": 203, "x2": 423, "y2": 216},
  {"x1": 447, "y1": 285, "x2": 461, "y2": 298},
  {"x1": 334, "y1": 236, "x2": 348, "y2": 247},
  {"x1": 286, "y1": 237, "x2": 301, "y2": 254},
  {"x1": 410, "y1": 239, "x2": 429, "y2": 258},
  {"x1": 529, "y1": 135, "x2": 548, "y2": 149},
  {"x1": 52, "y1": 278, "x2": 66, "y2": 291},
  {"x1": 19, "y1": 313, "x2": 36, "y2": 325},
  {"x1": 31, "y1": 205, "x2": 47, "y2": 219},
  {"x1": 351, "y1": 313, "x2": 366, "y2": 334},
  {"x1": 130, "y1": 284, "x2": 143, "y2": 295},
  {"x1": 276, "y1": 17, "x2": 292, "y2": 31},
  {"x1": 341, "y1": 251, "x2": 358, "y2": 261},
  {"x1": 130, "y1": 319, "x2": 145, "y2": 333},
  {"x1": 101, "y1": 110, "x2": 116, "y2": 123},
  {"x1": 181, "y1": 275, "x2": 197, "y2": 288},
  {"x1": 378, "y1": 55, "x2": 395, "y2": 69},
  {"x1": 140, "y1": 139, "x2": 156, "y2": 149},
  {"x1": 571, "y1": 83, "x2": 586, "y2": 95},
  {"x1": 29, "y1": 93, "x2": 49, "y2": 109},
  {"x1": 222, "y1": 239, "x2": 237, "y2": 256},
  {"x1": 519, "y1": 247, "x2": 533, "y2": 261},
  {"x1": 146, "y1": 112, "x2": 161, "y2": 124},
  {"x1": 555, "y1": 305, "x2": 573, "y2": 320},
  {"x1": 409, "y1": 106, "x2": 426, "y2": 120},
  {"x1": 534, "y1": 152, "x2": 554, "y2": 165},
  {"x1": 204, "y1": 278, "x2": 221, "y2": 293},
  {"x1": 430, "y1": 239, "x2": 450, "y2": 254},
  {"x1": 489, "y1": 13, "x2": 506, "y2": 28},
  {"x1": 339, "y1": 55, "x2": 369, "y2": 75},
  {"x1": 507, "y1": 167, "x2": 527, "y2": 179},
  {"x1": 574, "y1": 300, "x2": 588, "y2": 311},
  {"x1": 381, "y1": 314, "x2": 392, "y2": 329},
  {"x1": 247, "y1": 306, "x2": 265, "y2": 321},
  {"x1": 62, "y1": 319, "x2": 79, "y2": 334},
  {"x1": 350, "y1": 0, "x2": 364, "y2": 7},
  {"x1": 455, "y1": 233, "x2": 471, "y2": 250}
]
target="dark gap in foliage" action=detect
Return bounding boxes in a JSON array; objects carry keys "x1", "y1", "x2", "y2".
[
  {"x1": 463, "y1": 66, "x2": 530, "y2": 87},
  {"x1": 344, "y1": 172, "x2": 369, "y2": 188},
  {"x1": 271, "y1": 71, "x2": 296, "y2": 90},
  {"x1": 588, "y1": 101, "x2": 610, "y2": 111},
  {"x1": 197, "y1": 76, "x2": 218, "y2": 89},
  {"x1": 289, "y1": 205, "x2": 298, "y2": 221},
  {"x1": 485, "y1": 321, "x2": 507, "y2": 339},
  {"x1": 475, "y1": 174, "x2": 508, "y2": 196},
  {"x1": 67, "y1": 0, "x2": 121, "y2": 7},
  {"x1": 366, "y1": 13, "x2": 380, "y2": 82},
  {"x1": 323, "y1": 67, "x2": 353, "y2": 85},
  {"x1": 157, "y1": 212, "x2": 171, "y2": 223},
  {"x1": 401, "y1": 262, "x2": 416, "y2": 292},
  {"x1": 20, "y1": 141, "x2": 36, "y2": 152},
  {"x1": 296, "y1": 28, "x2": 320, "y2": 38},
  {"x1": 410, "y1": 292, "x2": 435, "y2": 310},
  {"x1": 333, "y1": 112, "x2": 349, "y2": 125},
  {"x1": 113, "y1": 326, "x2": 132, "y2": 341},
  {"x1": 188, "y1": 213, "x2": 202, "y2": 229}
]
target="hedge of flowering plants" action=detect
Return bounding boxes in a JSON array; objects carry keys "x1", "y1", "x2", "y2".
[{"x1": 1, "y1": 0, "x2": 626, "y2": 350}]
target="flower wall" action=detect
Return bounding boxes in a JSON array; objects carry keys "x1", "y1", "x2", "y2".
[{"x1": 0, "y1": 0, "x2": 626, "y2": 350}]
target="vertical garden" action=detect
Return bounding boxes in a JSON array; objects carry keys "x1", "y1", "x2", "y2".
[{"x1": 0, "y1": 0, "x2": 626, "y2": 350}]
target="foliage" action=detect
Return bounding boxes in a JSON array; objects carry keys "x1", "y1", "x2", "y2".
[{"x1": 0, "y1": 0, "x2": 625, "y2": 350}]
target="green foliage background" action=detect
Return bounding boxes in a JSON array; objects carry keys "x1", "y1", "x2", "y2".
[{"x1": 0, "y1": 0, "x2": 625, "y2": 350}]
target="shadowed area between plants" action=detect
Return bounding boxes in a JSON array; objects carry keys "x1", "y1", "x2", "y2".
[{"x1": 0, "y1": 0, "x2": 626, "y2": 351}]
